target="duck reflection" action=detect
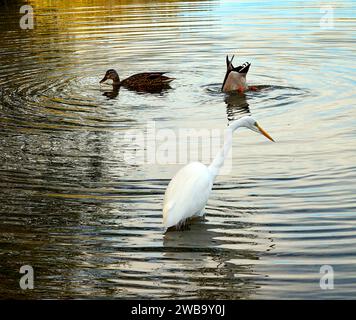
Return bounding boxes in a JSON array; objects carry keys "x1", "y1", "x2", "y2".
[
  {"x1": 101, "y1": 83, "x2": 172, "y2": 99},
  {"x1": 102, "y1": 85, "x2": 120, "y2": 99},
  {"x1": 224, "y1": 92, "x2": 251, "y2": 122}
]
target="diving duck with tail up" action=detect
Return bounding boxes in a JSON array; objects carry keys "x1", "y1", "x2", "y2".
[
  {"x1": 100, "y1": 69, "x2": 175, "y2": 93},
  {"x1": 222, "y1": 55, "x2": 258, "y2": 93}
]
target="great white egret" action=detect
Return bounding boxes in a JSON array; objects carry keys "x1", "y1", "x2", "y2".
[{"x1": 162, "y1": 116, "x2": 274, "y2": 232}]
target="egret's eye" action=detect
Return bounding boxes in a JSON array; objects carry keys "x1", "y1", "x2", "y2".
[{"x1": 254, "y1": 121, "x2": 258, "y2": 127}]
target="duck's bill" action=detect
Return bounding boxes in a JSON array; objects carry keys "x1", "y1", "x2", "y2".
[
  {"x1": 256, "y1": 124, "x2": 275, "y2": 142},
  {"x1": 99, "y1": 77, "x2": 107, "y2": 84}
]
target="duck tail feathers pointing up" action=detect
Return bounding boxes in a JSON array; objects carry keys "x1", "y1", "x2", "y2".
[{"x1": 235, "y1": 62, "x2": 251, "y2": 74}]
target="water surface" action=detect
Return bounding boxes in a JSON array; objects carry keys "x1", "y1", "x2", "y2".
[{"x1": 0, "y1": 0, "x2": 355, "y2": 299}]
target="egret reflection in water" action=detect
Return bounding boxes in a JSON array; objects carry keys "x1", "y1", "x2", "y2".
[{"x1": 162, "y1": 215, "x2": 273, "y2": 299}]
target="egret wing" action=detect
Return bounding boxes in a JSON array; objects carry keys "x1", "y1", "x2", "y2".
[{"x1": 163, "y1": 162, "x2": 212, "y2": 228}]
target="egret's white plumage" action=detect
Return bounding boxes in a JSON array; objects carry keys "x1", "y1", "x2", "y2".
[
  {"x1": 163, "y1": 116, "x2": 274, "y2": 232},
  {"x1": 163, "y1": 162, "x2": 212, "y2": 228}
]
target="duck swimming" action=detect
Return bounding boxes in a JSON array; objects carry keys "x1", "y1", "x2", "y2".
[
  {"x1": 100, "y1": 69, "x2": 174, "y2": 93},
  {"x1": 222, "y1": 55, "x2": 255, "y2": 93}
]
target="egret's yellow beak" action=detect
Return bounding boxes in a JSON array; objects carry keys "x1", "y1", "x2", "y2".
[{"x1": 256, "y1": 123, "x2": 275, "y2": 142}]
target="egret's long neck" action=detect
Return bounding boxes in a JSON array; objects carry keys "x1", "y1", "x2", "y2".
[{"x1": 208, "y1": 126, "x2": 234, "y2": 179}]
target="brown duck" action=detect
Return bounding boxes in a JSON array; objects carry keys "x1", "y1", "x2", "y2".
[{"x1": 100, "y1": 69, "x2": 174, "y2": 93}]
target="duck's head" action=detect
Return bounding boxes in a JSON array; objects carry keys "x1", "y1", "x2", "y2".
[{"x1": 100, "y1": 69, "x2": 120, "y2": 84}]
